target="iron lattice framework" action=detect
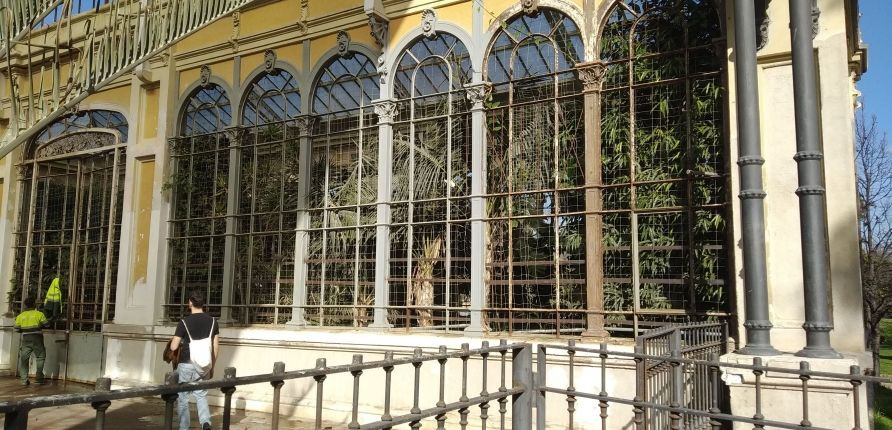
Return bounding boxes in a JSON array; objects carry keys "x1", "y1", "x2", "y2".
[
  {"x1": 388, "y1": 33, "x2": 473, "y2": 331},
  {"x1": 306, "y1": 52, "x2": 380, "y2": 327},
  {"x1": 484, "y1": 9, "x2": 588, "y2": 334},
  {"x1": 12, "y1": 109, "x2": 128, "y2": 332},
  {"x1": 599, "y1": 0, "x2": 730, "y2": 332},
  {"x1": 0, "y1": 0, "x2": 262, "y2": 158}
]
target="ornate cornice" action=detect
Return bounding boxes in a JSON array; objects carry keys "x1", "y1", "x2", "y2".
[{"x1": 576, "y1": 61, "x2": 608, "y2": 93}]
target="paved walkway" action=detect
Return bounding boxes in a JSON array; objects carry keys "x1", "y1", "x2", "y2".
[{"x1": 0, "y1": 377, "x2": 336, "y2": 429}]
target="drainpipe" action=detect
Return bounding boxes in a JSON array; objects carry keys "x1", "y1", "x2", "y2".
[
  {"x1": 733, "y1": 0, "x2": 778, "y2": 356},
  {"x1": 788, "y1": 0, "x2": 841, "y2": 358}
]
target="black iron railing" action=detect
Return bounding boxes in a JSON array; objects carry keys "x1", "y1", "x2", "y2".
[
  {"x1": 1, "y1": 331, "x2": 885, "y2": 430},
  {"x1": 1, "y1": 341, "x2": 532, "y2": 430}
]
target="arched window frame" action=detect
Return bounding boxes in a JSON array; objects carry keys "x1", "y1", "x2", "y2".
[
  {"x1": 304, "y1": 51, "x2": 380, "y2": 327},
  {"x1": 232, "y1": 67, "x2": 302, "y2": 325},
  {"x1": 387, "y1": 31, "x2": 474, "y2": 331},
  {"x1": 166, "y1": 83, "x2": 232, "y2": 320},
  {"x1": 597, "y1": 0, "x2": 729, "y2": 332},
  {"x1": 483, "y1": 7, "x2": 588, "y2": 335},
  {"x1": 14, "y1": 110, "x2": 129, "y2": 332}
]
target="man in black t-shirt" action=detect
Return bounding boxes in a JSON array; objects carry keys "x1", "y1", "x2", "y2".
[{"x1": 169, "y1": 293, "x2": 219, "y2": 430}]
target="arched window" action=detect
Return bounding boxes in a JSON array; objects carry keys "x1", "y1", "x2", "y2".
[
  {"x1": 14, "y1": 110, "x2": 129, "y2": 331},
  {"x1": 167, "y1": 84, "x2": 232, "y2": 320},
  {"x1": 235, "y1": 68, "x2": 301, "y2": 324},
  {"x1": 389, "y1": 33, "x2": 473, "y2": 330},
  {"x1": 32, "y1": 109, "x2": 128, "y2": 147},
  {"x1": 599, "y1": 0, "x2": 727, "y2": 323},
  {"x1": 306, "y1": 52, "x2": 379, "y2": 326},
  {"x1": 485, "y1": 9, "x2": 586, "y2": 333}
]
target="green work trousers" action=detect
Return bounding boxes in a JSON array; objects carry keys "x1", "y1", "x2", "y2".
[{"x1": 18, "y1": 334, "x2": 46, "y2": 383}]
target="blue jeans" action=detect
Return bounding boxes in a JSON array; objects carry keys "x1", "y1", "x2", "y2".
[{"x1": 176, "y1": 363, "x2": 211, "y2": 430}]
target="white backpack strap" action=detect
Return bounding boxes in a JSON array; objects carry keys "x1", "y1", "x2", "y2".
[
  {"x1": 181, "y1": 319, "x2": 194, "y2": 341},
  {"x1": 210, "y1": 318, "x2": 215, "y2": 336}
]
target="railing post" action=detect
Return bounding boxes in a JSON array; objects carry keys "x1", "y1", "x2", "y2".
[
  {"x1": 799, "y1": 361, "x2": 812, "y2": 428},
  {"x1": 512, "y1": 343, "x2": 532, "y2": 430},
  {"x1": 436, "y1": 345, "x2": 448, "y2": 430},
  {"x1": 381, "y1": 353, "x2": 393, "y2": 423},
  {"x1": 598, "y1": 342, "x2": 609, "y2": 430},
  {"x1": 851, "y1": 365, "x2": 863, "y2": 430},
  {"x1": 313, "y1": 358, "x2": 327, "y2": 430},
  {"x1": 270, "y1": 362, "x2": 285, "y2": 430},
  {"x1": 669, "y1": 331, "x2": 683, "y2": 430},
  {"x1": 708, "y1": 353, "x2": 722, "y2": 430},
  {"x1": 221, "y1": 367, "x2": 237, "y2": 430},
  {"x1": 91, "y1": 377, "x2": 112, "y2": 430},
  {"x1": 409, "y1": 349, "x2": 422, "y2": 430},
  {"x1": 566, "y1": 340, "x2": 576, "y2": 430},
  {"x1": 632, "y1": 344, "x2": 645, "y2": 430},
  {"x1": 161, "y1": 371, "x2": 178, "y2": 430},
  {"x1": 3, "y1": 408, "x2": 30, "y2": 430},
  {"x1": 498, "y1": 339, "x2": 508, "y2": 430},
  {"x1": 348, "y1": 354, "x2": 364, "y2": 430},
  {"x1": 752, "y1": 357, "x2": 765, "y2": 429},
  {"x1": 536, "y1": 344, "x2": 546, "y2": 430},
  {"x1": 480, "y1": 341, "x2": 490, "y2": 429},
  {"x1": 459, "y1": 343, "x2": 470, "y2": 430}
]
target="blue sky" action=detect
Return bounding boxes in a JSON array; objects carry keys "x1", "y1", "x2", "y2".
[{"x1": 857, "y1": 0, "x2": 891, "y2": 127}]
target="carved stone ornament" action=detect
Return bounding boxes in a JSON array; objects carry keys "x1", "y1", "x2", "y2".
[
  {"x1": 34, "y1": 131, "x2": 118, "y2": 159},
  {"x1": 199, "y1": 65, "x2": 212, "y2": 87},
  {"x1": 421, "y1": 9, "x2": 438, "y2": 38},
  {"x1": 223, "y1": 126, "x2": 242, "y2": 144},
  {"x1": 294, "y1": 116, "x2": 316, "y2": 136},
  {"x1": 298, "y1": 0, "x2": 309, "y2": 34},
  {"x1": 576, "y1": 61, "x2": 608, "y2": 92},
  {"x1": 336, "y1": 31, "x2": 352, "y2": 57},
  {"x1": 374, "y1": 101, "x2": 398, "y2": 123},
  {"x1": 368, "y1": 14, "x2": 389, "y2": 48},
  {"x1": 464, "y1": 83, "x2": 492, "y2": 107},
  {"x1": 811, "y1": 0, "x2": 820, "y2": 38},
  {"x1": 377, "y1": 55, "x2": 388, "y2": 85},
  {"x1": 263, "y1": 49, "x2": 277, "y2": 72},
  {"x1": 755, "y1": 0, "x2": 769, "y2": 51},
  {"x1": 521, "y1": 0, "x2": 539, "y2": 15},
  {"x1": 229, "y1": 11, "x2": 240, "y2": 50}
]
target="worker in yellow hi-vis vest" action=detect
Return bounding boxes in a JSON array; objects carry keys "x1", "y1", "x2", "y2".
[
  {"x1": 15, "y1": 296, "x2": 48, "y2": 386},
  {"x1": 44, "y1": 277, "x2": 62, "y2": 321}
]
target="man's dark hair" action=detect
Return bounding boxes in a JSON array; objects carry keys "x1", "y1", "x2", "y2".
[
  {"x1": 23, "y1": 297, "x2": 35, "y2": 309},
  {"x1": 188, "y1": 293, "x2": 205, "y2": 310}
]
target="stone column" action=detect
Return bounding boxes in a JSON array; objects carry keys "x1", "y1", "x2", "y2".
[
  {"x1": 287, "y1": 115, "x2": 315, "y2": 326},
  {"x1": 371, "y1": 100, "x2": 397, "y2": 328},
  {"x1": 464, "y1": 82, "x2": 491, "y2": 335},
  {"x1": 219, "y1": 126, "x2": 242, "y2": 325},
  {"x1": 575, "y1": 62, "x2": 610, "y2": 338}
]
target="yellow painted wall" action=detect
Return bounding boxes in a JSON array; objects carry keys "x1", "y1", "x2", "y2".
[
  {"x1": 240, "y1": 0, "x2": 300, "y2": 37},
  {"x1": 142, "y1": 87, "x2": 159, "y2": 139},
  {"x1": 131, "y1": 158, "x2": 155, "y2": 286},
  {"x1": 309, "y1": 27, "x2": 377, "y2": 68},
  {"x1": 82, "y1": 85, "x2": 131, "y2": 117},
  {"x1": 176, "y1": 19, "x2": 232, "y2": 54},
  {"x1": 179, "y1": 59, "x2": 235, "y2": 96},
  {"x1": 309, "y1": 0, "x2": 356, "y2": 21}
]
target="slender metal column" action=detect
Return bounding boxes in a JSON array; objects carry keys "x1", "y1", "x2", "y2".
[
  {"x1": 733, "y1": 0, "x2": 779, "y2": 356},
  {"x1": 464, "y1": 82, "x2": 491, "y2": 334},
  {"x1": 288, "y1": 116, "x2": 314, "y2": 326},
  {"x1": 576, "y1": 61, "x2": 610, "y2": 338},
  {"x1": 219, "y1": 126, "x2": 241, "y2": 325},
  {"x1": 788, "y1": 0, "x2": 840, "y2": 359},
  {"x1": 371, "y1": 100, "x2": 397, "y2": 328}
]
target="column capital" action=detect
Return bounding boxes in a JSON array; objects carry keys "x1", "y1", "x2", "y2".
[
  {"x1": 294, "y1": 115, "x2": 316, "y2": 137},
  {"x1": 373, "y1": 99, "x2": 398, "y2": 124},
  {"x1": 464, "y1": 82, "x2": 492, "y2": 110},
  {"x1": 222, "y1": 126, "x2": 243, "y2": 145},
  {"x1": 575, "y1": 61, "x2": 608, "y2": 93}
]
